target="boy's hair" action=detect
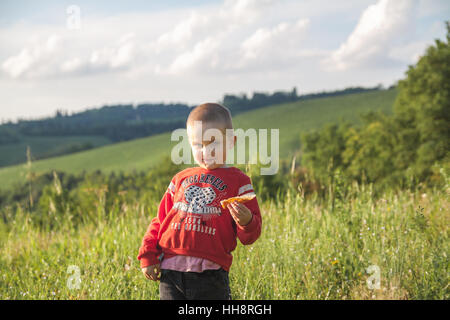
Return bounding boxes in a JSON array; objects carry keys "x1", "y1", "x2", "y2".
[{"x1": 187, "y1": 103, "x2": 233, "y2": 130}]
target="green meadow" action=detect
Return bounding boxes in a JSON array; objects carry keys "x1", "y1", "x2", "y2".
[
  {"x1": 0, "y1": 170, "x2": 447, "y2": 299},
  {"x1": 0, "y1": 135, "x2": 111, "y2": 168}
]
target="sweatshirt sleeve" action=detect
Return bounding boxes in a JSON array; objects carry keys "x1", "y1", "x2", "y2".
[
  {"x1": 137, "y1": 179, "x2": 175, "y2": 268},
  {"x1": 235, "y1": 175, "x2": 262, "y2": 245}
]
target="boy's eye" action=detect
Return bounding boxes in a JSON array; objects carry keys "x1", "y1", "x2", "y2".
[{"x1": 192, "y1": 141, "x2": 221, "y2": 148}]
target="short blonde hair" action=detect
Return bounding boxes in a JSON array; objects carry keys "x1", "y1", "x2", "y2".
[{"x1": 187, "y1": 103, "x2": 233, "y2": 130}]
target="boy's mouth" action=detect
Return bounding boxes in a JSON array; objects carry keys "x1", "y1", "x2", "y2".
[{"x1": 203, "y1": 159, "x2": 216, "y2": 165}]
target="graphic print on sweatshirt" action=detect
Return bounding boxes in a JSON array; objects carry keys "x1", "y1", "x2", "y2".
[
  {"x1": 167, "y1": 170, "x2": 255, "y2": 238},
  {"x1": 172, "y1": 173, "x2": 229, "y2": 221},
  {"x1": 184, "y1": 185, "x2": 217, "y2": 213}
]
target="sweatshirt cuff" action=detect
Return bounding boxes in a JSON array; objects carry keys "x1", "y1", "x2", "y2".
[
  {"x1": 139, "y1": 253, "x2": 160, "y2": 268},
  {"x1": 237, "y1": 213, "x2": 258, "y2": 233}
]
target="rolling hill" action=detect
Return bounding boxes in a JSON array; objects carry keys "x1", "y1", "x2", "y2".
[{"x1": 0, "y1": 88, "x2": 397, "y2": 191}]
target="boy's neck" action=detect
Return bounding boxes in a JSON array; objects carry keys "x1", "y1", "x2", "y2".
[{"x1": 199, "y1": 164, "x2": 230, "y2": 170}]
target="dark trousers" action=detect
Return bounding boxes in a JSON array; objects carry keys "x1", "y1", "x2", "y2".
[{"x1": 159, "y1": 268, "x2": 232, "y2": 300}]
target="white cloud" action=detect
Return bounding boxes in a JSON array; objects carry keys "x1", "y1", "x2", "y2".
[
  {"x1": 323, "y1": 0, "x2": 416, "y2": 71},
  {"x1": 240, "y1": 19, "x2": 309, "y2": 62},
  {"x1": 155, "y1": 11, "x2": 210, "y2": 52},
  {"x1": 88, "y1": 33, "x2": 137, "y2": 69},
  {"x1": 2, "y1": 34, "x2": 62, "y2": 78},
  {"x1": 1, "y1": 0, "x2": 280, "y2": 79},
  {"x1": 221, "y1": 0, "x2": 275, "y2": 23},
  {"x1": 164, "y1": 37, "x2": 221, "y2": 75},
  {"x1": 1, "y1": 30, "x2": 142, "y2": 79},
  {"x1": 388, "y1": 41, "x2": 430, "y2": 64}
]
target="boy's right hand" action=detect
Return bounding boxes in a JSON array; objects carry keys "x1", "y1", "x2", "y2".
[{"x1": 142, "y1": 264, "x2": 161, "y2": 281}]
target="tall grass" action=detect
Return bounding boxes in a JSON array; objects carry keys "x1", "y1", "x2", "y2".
[{"x1": 0, "y1": 172, "x2": 448, "y2": 299}]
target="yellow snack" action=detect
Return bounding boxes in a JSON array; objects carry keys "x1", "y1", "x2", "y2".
[{"x1": 220, "y1": 193, "x2": 256, "y2": 209}]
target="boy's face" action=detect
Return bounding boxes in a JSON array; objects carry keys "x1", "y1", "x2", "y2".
[{"x1": 187, "y1": 121, "x2": 235, "y2": 170}]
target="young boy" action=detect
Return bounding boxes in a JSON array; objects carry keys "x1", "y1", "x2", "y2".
[{"x1": 137, "y1": 102, "x2": 262, "y2": 300}]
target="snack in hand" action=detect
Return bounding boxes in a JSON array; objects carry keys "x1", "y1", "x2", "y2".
[{"x1": 220, "y1": 193, "x2": 256, "y2": 209}]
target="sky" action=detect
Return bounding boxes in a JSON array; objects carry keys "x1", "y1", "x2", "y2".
[{"x1": 0, "y1": 0, "x2": 448, "y2": 122}]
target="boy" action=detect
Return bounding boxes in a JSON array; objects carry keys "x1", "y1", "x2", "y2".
[{"x1": 137, "y1": 102, "x2": 262, "y2": 300}]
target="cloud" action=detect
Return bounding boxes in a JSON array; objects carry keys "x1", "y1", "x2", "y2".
[
  {"x1": 239, "y1": 19, "x2": 310, "y2": 64},
  {"x1": 2, "y1": 34, "x2": 62, "y2": 78},
  {"x1": 1, "y1": 30, "x2": 142, "y2": 79},
  {"x1": 163, "y1": 37, "x2": 221, "y2": 75},
  {"x1": 87, "y1": 33, "x2": 137, "y2": 70},
  {"x1": 153, "y1": 0, "x2": 279, "y2": 75},
  {"x1": 323, "y1": 0, "x2": 416, "y2": 71},
  {"x1": 155, "y1": 11, "x2": 210, "y2": 53},
  {"x1": 388, "y1": 41, "x2": 430, "y2": 65},
  {"x1": 1, "y1": 0, "x2": 280, "y2": 79}
]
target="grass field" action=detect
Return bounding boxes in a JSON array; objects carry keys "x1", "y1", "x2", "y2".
[
  {"x1": 0, "y1": 89, "x2": 397, "y2": 191},
  {"x1": 0, "y1": 174, "x2": 447, "y2": 299}
]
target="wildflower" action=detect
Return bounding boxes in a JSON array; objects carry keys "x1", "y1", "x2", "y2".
[{"x1": 331, "y1": 260, "x2": 339, "y2": 265}]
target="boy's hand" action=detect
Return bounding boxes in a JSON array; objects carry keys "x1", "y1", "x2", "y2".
[
  {"x1": 142, "y1": 264, "x2": 161, "y2": 281},
  {"x1": 227, "y1": 201, "x2": 252, "y2": 226}
]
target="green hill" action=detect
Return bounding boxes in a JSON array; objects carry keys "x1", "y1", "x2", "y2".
[
  {"x1": 0, "y1": 88, "x2": 397, "y2": 191},
  {"x1": 0, "y1": 135, "x2": 111, "y2": 167}
]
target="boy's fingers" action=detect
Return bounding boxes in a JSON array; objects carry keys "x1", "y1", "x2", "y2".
[
  {"x1": 227, "y1": 204, "x2": 238, "y2": 217},
  {"x1": 233, "y1": 202, "x2": 249, "y2": 213},
  {"x1": 231, "y1": 201, "x2": 246, "y2": 213},
  {"x1": 229, "y1": 208, "x2": 242, "y2": 224},
  {"x1": 227, "y1": 204, "x2": 236, "y2": 214},
  {"x1": 151, "y1": 266, "x2": 161, "y2": 281}
]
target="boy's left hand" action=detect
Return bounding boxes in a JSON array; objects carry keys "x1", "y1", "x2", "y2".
[{"x1": 227, "y1": 201, "x2": 252, "y2": 226}]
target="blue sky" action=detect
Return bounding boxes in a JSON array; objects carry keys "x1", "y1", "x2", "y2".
[{"x1": 0, "y1": 0, "x2": 448, "y2": 122}]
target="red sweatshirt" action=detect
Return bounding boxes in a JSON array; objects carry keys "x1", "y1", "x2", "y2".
[{"x1": 137, "y1": 166, "x2": 262, "y2": 271}]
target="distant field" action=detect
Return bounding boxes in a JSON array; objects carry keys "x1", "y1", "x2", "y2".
[
  {"x1": 0, "y1": 89, "x2": 397, "y2": 191},
  {"x1": 0, "y1": 135, "x2": 111, "y2": 167},
  {"x1": 232, "y1": 88, "x2": 397, "y2": 159}
]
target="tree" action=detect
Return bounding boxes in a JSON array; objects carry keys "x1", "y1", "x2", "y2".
[
  {"x1": 393, "y1": 21, "x2": 450, "y2": 181},
  {"x1": 301, "y1": 121, "x2": 351, "y2": 183}
]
